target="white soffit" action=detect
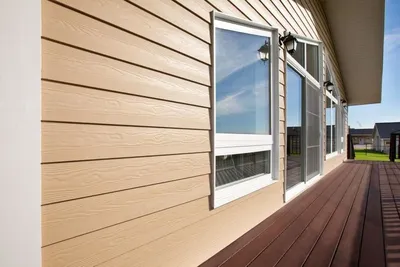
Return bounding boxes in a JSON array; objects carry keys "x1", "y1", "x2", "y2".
[{"x1": 320, "y1": 0, "x2": 385, "y2": 105}]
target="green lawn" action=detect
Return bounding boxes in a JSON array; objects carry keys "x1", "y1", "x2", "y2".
[{"x1": 354, "y1": 150, "x2": 400, "y2": 162}]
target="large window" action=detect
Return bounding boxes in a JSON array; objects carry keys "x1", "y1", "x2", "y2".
[
  {"x1": 291, "y1": 41, "x2": 320, "y2": 81},
  {"x1": 326, "y1": 93, "x2": 337, "y2": 156},
  {"x1": 213, "y1": 14, "x2": 278, "y2": 207},
  {"x1": 325, "y1": 65, "x2": 343, "y2": 158}
]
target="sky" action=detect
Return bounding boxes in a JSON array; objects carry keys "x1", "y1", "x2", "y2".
[
  {"x1": 215, "y1": 28, "x2": 271, "y2": 134},
  {"x1": 348, "y1": 0, "x2": 400, "y2": 129}
]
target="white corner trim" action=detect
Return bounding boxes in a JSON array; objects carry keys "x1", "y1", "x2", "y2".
[
  {"x1": 214, "y1": 175, "x2": 277, "y2": 208},
  {"x1": 0, "y1": 1, "x2": 41, "y2": 267}
]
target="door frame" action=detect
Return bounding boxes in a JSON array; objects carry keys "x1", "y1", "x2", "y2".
[{"x1": 284, "y1": 38, "x2": 323, "y2": 202}]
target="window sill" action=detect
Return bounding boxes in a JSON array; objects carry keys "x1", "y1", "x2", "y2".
[
  {"x1": 214, "y1": 174, "x2": 277, "y2": 208},
  {"x1": 326, "y1": 151, "x2": 339, "y2": 160},
  {"x1": 285, "y1": 174, "x2": 323, "y2": 202}
]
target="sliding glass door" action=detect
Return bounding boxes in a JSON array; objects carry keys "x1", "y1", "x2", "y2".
[
  {"x1": 285, "y1": 39, "x2": 322, "y2": 196},
  {"x1": 286, "y1": 66, "x2": 304, "y2": 189}
]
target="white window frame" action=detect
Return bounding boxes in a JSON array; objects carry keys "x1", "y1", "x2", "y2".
[
  {"x1": 212, "y1": 12, "x2": 280, "y2": 208},
  {"x1": 285, "y1": 36, "x2": 323, "y2": 202},
  {"x1": 325, "y1": 62, "x2": 342, "y2": 159},
  {"x1": 326, "y1": 90, "x2": 339, "y2": 159}
]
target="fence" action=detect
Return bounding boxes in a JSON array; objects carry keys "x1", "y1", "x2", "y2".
[
  {"x1": 355, "y1": 143, "x2": 394, "y2": 154},
  {"x1": 287, "y1": 135, "x2": 301, "y2": 156}
]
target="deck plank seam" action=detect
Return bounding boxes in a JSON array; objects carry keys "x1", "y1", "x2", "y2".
[
  {"x1": 247, "y1": 164, "x2": 360, "y2": 266},
  {"x1": 300, "y1": 164, "x2": 366, "y2": 267}
]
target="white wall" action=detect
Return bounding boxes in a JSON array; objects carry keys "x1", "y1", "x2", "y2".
[{"x1": 0, "y1": 1, "x2": 41, "y2": 266}]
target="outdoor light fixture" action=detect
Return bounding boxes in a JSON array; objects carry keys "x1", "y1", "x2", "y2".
[
  {"x1": 258, "y1": 40, "x2": 269, "y2": 62},
  {"x1": 279, "y1": 32, "x2": 298, "y2": 55},
  {"x1": 324, "y1": 81, "x2": 334, "y2": 92}
]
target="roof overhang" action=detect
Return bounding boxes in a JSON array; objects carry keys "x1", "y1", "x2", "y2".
[{"x1": 320, "y1": 0, "x2": 385, "y2": 105}]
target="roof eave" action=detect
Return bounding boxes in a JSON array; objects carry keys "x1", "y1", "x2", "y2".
[{"x1": 320, "y1": 0, "x2": 385, "y2": 105}]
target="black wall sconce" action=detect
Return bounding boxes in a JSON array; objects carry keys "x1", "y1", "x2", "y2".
[
  {"x1": 258, "y1": 40, "x2": 269, "y2": 62},
  {"x1": 324, "y1": 81, "x2": 334, "y2": 92},
  {"x1": 279, "y1": 32, "x2": 298, "y2": 55}
]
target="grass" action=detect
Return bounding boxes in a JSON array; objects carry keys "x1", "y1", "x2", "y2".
[{"x1": 354, "y1": 149, "x2": 400, "y2": 162}]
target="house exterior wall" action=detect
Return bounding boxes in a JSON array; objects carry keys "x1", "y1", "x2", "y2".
[
  {"x1": 353, "y1": 135, "x2": 373, "y2": 145},
  {"x1": 41, "y1": 1, "x2": 347, "y2": 266}
]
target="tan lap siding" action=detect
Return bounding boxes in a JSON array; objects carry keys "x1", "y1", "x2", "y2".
[{"x1": 41, "y1": 0, "x2": 344, "y2": 266}]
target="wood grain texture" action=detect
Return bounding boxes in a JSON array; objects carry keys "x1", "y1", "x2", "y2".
[
  {"x1": 174, "y1": 0, "x2": 214, "y2": 23},
  {"x1": 42, "y1": 175, "x2": 210, "y2": 246},
  {"x1": 53, "y1": 0, "x2": 211, "y2": 64},
  {"x1": 330, "y1": 165, "x2": 370, "y2": 267},
  {"x1": 42, "y1": 40, "x2": 210, "y2": 107},
  {"x1": 42, "y1": 81, "x2": 210, "y2": 129},
  {"x1": 97, "y1": 182, "x2": 283, "y2": 267},
  {"x1": 246, "y1": 0, "x2": 285, "y2": 30},
  {"x1": 39, "y1": 0, "x2": 350, "y2": 265},
  {"x1": 42, "y1": 153, "x2": 210, "y2": 204},
  {"x1": 42, "y1": 122, "x2": 210, "y2": 163},
  {"x1": 358, "y1": 163, "x2": 386, "y2": 267},
  {"x1": 42, "y1": 197, "x2": 212, "y2": 267},
  {"x1": 127, "y1": 0, "x2": 211, "y2": 43},
  {"x1": 304, "y1": 165, "x2": 370, "y2": 267},
  {"x1": 279, "y1": 96, "x2": 285, "y2": 109},
  {"x1": 291, "y1": 0, "x2": 318, "y2": 38},
  {"x1": 271, "y1": 0, "x2": 304, "y2": 35},
  {"x1": 222, "y1": 164, "x2": 352, "y2": 267},
  {"x1": 42, "y1": 0, "x2": 210, "y2": 85},
  {"x1": 228, "y1": 0, "x2": 266, "y2": 24},
  {"x1": 259, "y1": 0, "x2": 293, "y2": 32},
  {"x1": 206, "y1": 0, "x2": 247, "y2": 20},
  {"x1": 283, "y1": 0, "x2": 314, "y2": 38}
]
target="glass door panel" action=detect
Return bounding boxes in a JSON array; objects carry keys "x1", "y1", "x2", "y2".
[{"x1": 286, "y1": 66, "x2": 304, "y2": 190}]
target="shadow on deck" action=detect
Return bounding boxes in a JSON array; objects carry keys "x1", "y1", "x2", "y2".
[{"x1": 201, "y1": 161, "x2": 400, "y2": 267}]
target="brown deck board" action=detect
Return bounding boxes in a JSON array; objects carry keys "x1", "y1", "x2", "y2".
[
  {"x1": 199, "y1": 161, "x2": 351, "y2": 267},
  {"x1": 201, "y1": 161, "x2": 393, "y2": 267},
  {"x1": 302, "y1": 164, "x2": 369, "y2": 267},
  {"x1": 359, "y1": 163, "x2": 386, "y2": 267},
  {"x1": 250, "y1": 164, "x2": 364, "y2": 267},
  {"x1": 330, "y1": 165, "x2": 371, "y2": 267},
  {"x1": 384, "y1": 163, "x2": 400, "y2": 267},
  {"x1": 219, "y1": 164, "x2": 353, "y2": 267}
]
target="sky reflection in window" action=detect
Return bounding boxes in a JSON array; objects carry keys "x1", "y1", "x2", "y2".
[{"x1": 216, "y1": 28, "x2": 270, "y2": 134}]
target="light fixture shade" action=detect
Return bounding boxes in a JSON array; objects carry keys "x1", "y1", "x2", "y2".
[
  {"x1": 324, "y1": 81, "x2": 334, "y2": 92},
  {"x1": 258, "y1": 41, "x2": 269, "y2": 62},
  {"x1": 281, "y1": 33, "x2": 298, "y2": 55}
]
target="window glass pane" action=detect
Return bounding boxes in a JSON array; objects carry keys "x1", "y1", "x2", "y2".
[
  {"x1": 332, "y1": 102, "x2": 337, "y2": 152},
  {"x1": 306, "y1": 44, "x2": 319, "y2": 81},
  {"x1": 287, "y1": 66, "x2": 303, "y2": 190},
  {"x1": 216, "y1": 151, "x2": 271, "y2": 187},
  {"x1": 326, "y1": 96, "x2": 332, "y2": 154},
  {"x1": 292, "y1": 42, "x2": 305, "y2": 67},
  {"x1": 215, "y1": 28, "x2": 270, "y2": 134}
]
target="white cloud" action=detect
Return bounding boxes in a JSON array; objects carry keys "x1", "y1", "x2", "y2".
[
  {"x1": 216, "y1": 82, "x2": 267, "y2": 116},
  {"x1": 215, "y1": 30, "x2": 264, "y2": 83},
  {"x1": 216, "y1": 89, "x2": 248, "y2": 116},
  {"x1": 384, "y1": 28, "x2": 400, "y2": 55}
]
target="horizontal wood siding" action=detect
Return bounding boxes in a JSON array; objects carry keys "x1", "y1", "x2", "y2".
[{"x1": 41, "y1": 0, "x2": 345, "y2": 266}]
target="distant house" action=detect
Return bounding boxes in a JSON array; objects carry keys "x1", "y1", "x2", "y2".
[
  {"x1": 350, "y1": 128, "x2": 373, "y2": 147},
  {"x1": 373, "y1": 122, "x2": 400, "y2": 153}
]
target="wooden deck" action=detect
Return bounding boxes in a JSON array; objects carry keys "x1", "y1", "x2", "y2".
[{"x1": 201, "y1": 161, "x2": 400, "y2": 267}]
